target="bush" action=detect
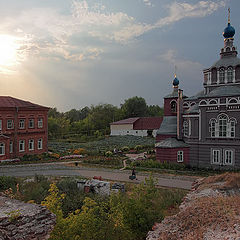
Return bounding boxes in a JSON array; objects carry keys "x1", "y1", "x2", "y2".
[
  {"x1": 73, "y1": 148, "x2": 87, "y2": 155},
  {"x1": 121, "y1": 146, "x2": 130, "y2": 152},
  {"x1": 105, "y1": 151, "x2": 113, "y2": 157},
  {"x1": 134, "y1": 145, "x2": 144, "y2": 151},
  {"x1": 0, "y1": 176, "x2": 18, "y2": 191}
]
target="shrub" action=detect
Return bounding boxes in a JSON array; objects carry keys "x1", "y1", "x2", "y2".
[
  {"x1": 121, "y1": 146, "x2": 130, "y2": 152},
  {"x1": 73, "y1": 148, "x2": 87, "y2": 155},
  {"x1": 0, "y1": 176, "x2": 18, "y2": 191},
  {"x1": 105, "y1": 151, "x2": 113, "y2": 157},
  {"x1": 134, "y1": 145, "x2": 144, "y2": 151}
]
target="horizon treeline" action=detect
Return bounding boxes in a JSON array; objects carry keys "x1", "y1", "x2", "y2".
[{"x1": 48, "y1": 96, "x2": 163, "y2": 140}]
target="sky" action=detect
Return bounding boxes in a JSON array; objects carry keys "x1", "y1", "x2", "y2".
[{"x1": 0, "y1": 0, "x2": 239, "y2": 112}]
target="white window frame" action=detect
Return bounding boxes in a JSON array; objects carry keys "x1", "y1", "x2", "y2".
[
  {"x1": 183, "y1": 121, "x2": 189, "y2": 137},
  {"x1": 19, "y1": 140, "x2": 25, "y2": 152},
  {"x1": 29, "y1": 139, "x2": 34, "y2": 151},
  {"x1": 177, "y1": 151, "x2": 184, "y2": 162},
  {"x1": 224, "y1": 149, "x2": 234, "y2": 166},
  {"x1": 9, "y1": 141, "x2": 13, "y2": 153},
  {"x1": 19, "y1": 119, "x2": 25, "y2": 129},
  {"x1": 7, "y1": 119, "x2": 14, "y2": 129},
  {"x1": 209, "y1": 114, "x2": 236, "y2": 139},
  {"x1": 227, "y1": 67, "x2": 233, "y2": 82},
  {"x1": 29, "y1": 119, "x2": 34, "y2": 128},
  {"x1": 0, "y1": 143, "x2": 5, "y2": 156},
  {"x1": 38, "y1": 118, "x2": 43, "y2": 128},
  {"x1": 211, "y1": 149, "x2": 221, "y2": 165},
  {"x1": 38, "y1": 138, "x2": 43, "y2": 150},
  {"x1": 219, "y1": 68, "x2": 225, "y2": 83}
]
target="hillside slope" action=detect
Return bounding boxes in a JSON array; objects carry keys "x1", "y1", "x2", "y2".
[{"x1": 146, "y1": 173, "x2": 240, "y2": 240}]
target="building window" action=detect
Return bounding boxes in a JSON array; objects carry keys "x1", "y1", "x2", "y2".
[
  {"x1": 224, "y1": 150, "x2": 234, "y2": 165},
  {"x1": 171, "y1": 101, "x2": 177, "y2": 112},
  {"x1": 19, "y1": 140, "x2": 25, "y2": 152},
  {"x1": 29, "y1": 139, "x2": 34, "y2": 151},
  {"x1": 212, "y1": 149, "x2": 221, "y2": 164},
  {"x1": 183, "y1": 121, "x2": 189, "y2": 137},
  {"x1": 7, "y1": 119, "x2": 14, "y2": 129},
  {"x1": 38, "y1": 138, "x2": 43, "y2": 150},
  {"x1": 29, "y1": 119, "x2": 34, "y2": 128},
  {"x1": 38, "y1": 118, "x2": 43, "y2": 128},
  {"x1": 0, "y1": 143, "x2": 5, "y2": 155},
  {"x1": 219, "y1": 68, "x2": 225, "y2": 83},
  {"x1": 227, "y1": 67, "x2": 233, "y2": 82},
  {"x1": 177, "y1": 151, "x2": 184, "y2": 162},
  {"x1": 209, "y1": 120, "x2": 216, "y2": 137},
  {"x1": 230, "y1": 121, "x2": 235, "y2": 137},
  {"x1": 219, "y1": 115, "x2": 227, "y2": 137},
  {"x1": 19, "y1": 119, "x2": 25, "y2": 129},
  {"x1": 10, "y1": 141, "x2": 13, "y2": 153},
  {"x1": 209, "y1": 114, "x2": 236, "y2": 138},
  {"x1": 0, "y1": 120, "x2": 2, "y2": 131}
]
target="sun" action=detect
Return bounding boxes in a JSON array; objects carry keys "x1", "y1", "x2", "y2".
[{"x1": 0, "y1": 35, "x2": 20, "y2": 72}]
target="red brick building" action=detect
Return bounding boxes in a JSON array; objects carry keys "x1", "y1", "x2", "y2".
[{"x1": 0, "y1": 96, "x2": 49, "y2": 161}]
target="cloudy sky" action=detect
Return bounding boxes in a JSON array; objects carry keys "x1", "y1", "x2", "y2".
[{"x1": 0, "y1": 0, "x2": 239, "y2": 111}]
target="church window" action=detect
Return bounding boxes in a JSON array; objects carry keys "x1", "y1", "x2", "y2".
[
  {"x1": 219, "y1": 68, "x2": 225, "y2": 83},
  {"x1": 209, "y1": 114, "x2": 236, "y2": 138},
  {"x1": 211, "y1": 149, "x2": 220, "y2": 164},
  {"x1": 209, "y1": 120, "x2": 216, "y2": 137},
  {"x1": 230, "y1": 121, "x2": 236, "y2": 137},
  {"x1": 170, "y1": 101, "x2": 177, "y2": 113},
  {"x1": 227, "y1": 67, "x2": 233, "y2": 82},
  {"x1": 224, "y1": 150, "x2": 234, "y2": 165},
  {"x1": 219, "y1": 115, "x2": 227, "y2": 137}
]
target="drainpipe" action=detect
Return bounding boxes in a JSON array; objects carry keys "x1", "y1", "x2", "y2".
[{"x1": 177, "y1": 89, "x2": 183, "y2": 140}]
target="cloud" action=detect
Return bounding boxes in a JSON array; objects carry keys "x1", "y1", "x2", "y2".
[
  {"x1": 143, "y1": 0, "x2": 153, "y2": 7},
  {"x1": 0, "y1": 0, "x2": 226, "y2": 65},
  {"x1": 155, "y1": 0, "x2": 226, "y2": 27}
]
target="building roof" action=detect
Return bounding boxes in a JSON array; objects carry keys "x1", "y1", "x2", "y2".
[
  {"x1": 110, "y1": 117, "x2": 139, "y2": 125},
  {"x1": 203, "y1": 85, "x2": 240, "y2": 98},
  {"x1": 185, "y1": 90, "x2": 205, "y2": 101},
  {"x1": 133, "y1": 117, "x2": 163, "y2": 130},
  {"x1": 156, "y1": 116, "x2": 177, "y2": 135},
  {"x1": 111, "y1": 117, "x2": 163, "y2": 130},
  {"x1": 0, "y1": 96, "x2": 49, "y2": 110},
  {"x1": 186, "y1": 103, "x2": 199, "y2": 114},
  {"x1": 211, "y1": 56, "x2": 240, "y2": 68},
  {"x1": 155, "y1": 138, "x2": 189, "y2": 148}
]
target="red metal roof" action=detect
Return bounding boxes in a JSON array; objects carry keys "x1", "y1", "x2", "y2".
[
  {"x1": 110, "y1": 117, "x2": 139, "y2": 125},
  {"x1": 133, "y1": 117, "x2": 163, "y2": 130},
  {"x1": 0, "y1": 96, "x2": 49, "y2": 109}
]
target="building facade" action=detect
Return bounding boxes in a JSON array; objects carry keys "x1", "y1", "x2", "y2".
[
  {"x1": 110, "y1": 117, "x2": 163, "y2": 137},
  {"x1": 156, "y1": 13, "x2": 240, "y2": 169},
  {"x1": 0, "y1": 96, "x2": 49, "y2": 161}
]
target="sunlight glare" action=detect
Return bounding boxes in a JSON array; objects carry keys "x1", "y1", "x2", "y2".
[{"x1": 0, "y1": 35, "x2": 20, "y2": 73}]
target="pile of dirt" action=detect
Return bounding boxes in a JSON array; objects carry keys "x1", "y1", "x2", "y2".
[{"x1": 146, "y1": 173, "x2": 240, "y2": 240}]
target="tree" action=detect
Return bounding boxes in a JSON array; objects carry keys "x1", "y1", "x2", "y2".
[
  {"x1": 147, "y1": 105, "x2": 163, "y2": 117},
  {"x1": 121, "y1": 96, "x2": 148, "y2": 118}
]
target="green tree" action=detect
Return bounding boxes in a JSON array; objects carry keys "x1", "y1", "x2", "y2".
[
  {"x1": 121, "y1": 96, "x2": 148, "y2": 118},
  {"x1": 147, "y1": 105, "x2": 163, "y2": 116}
]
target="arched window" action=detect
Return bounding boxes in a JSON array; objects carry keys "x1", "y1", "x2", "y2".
[
  {"x1": 219, "y1": 68, "x2": 225, "y2": 83},
  {"x1": 0, "y1": 143, "x2": 5, "y2": 155},
  {"x1": 227, "y1": 67, "x2": 233, "y2": 83},
  {"x1": 170, "y1": 101, "x2": 177, "y2": 113},
  {"x1": 209, "y1": 114, "x2": 236, "y2": 138},
  {"x1": 211, "y1": 68, "x2": 217, "y2": 83},
  {"x1": 219, "y1": 115, "x2": 227, "y2": 137}
]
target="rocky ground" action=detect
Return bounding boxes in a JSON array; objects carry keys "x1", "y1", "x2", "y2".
[
  {"x1": 146, "y1": 172, "x2": 240, "y2": 240},
  {"x1": 0, "y1": 194, "x2": 56, "y2": 240}
]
